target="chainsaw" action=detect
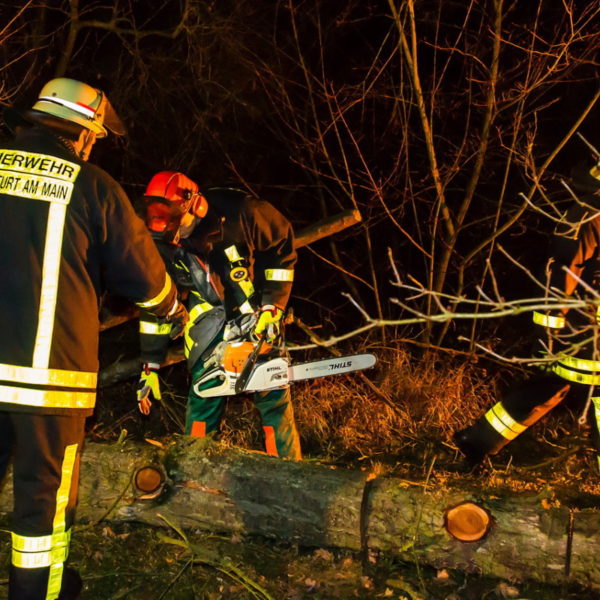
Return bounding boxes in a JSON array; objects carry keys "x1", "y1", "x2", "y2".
[{"x1": 192, "y1": 337, "x2": 377, "y2": 397}]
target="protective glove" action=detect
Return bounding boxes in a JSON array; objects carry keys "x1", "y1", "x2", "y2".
[
  {"x1": 137, "y1": 363, "x2": 161, "y2": 415},
  {"x1": 254, "y1": 304, "x2": 284, "y2": 342},
  {"x1": 166, "y1": 299, "x2": 189, "y2": 339}
]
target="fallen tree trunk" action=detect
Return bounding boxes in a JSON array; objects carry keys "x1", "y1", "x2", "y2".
[{"x1": 1, "y1": 437, "x2": 598, "y2": 588}]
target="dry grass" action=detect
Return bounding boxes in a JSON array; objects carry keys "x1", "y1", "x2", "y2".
[{"x1": 214, "y1": 342, "x2": 499, "y2": 461}]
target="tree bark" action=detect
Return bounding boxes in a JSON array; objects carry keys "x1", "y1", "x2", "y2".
[
  {"x1": 292, "y1": 208, "x2": 361, "y2": 248},
  {"x1": 1, "y1": 437, "x2": 597, "y2": 588}
]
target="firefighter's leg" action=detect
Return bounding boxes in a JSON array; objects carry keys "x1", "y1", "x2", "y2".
[
  {"x1": 254, "y1": 386, "x2": 302, "y2": 460},
  {"x1": 453, "y1": 374, "x2": 570, "y2": 464},
  {"x1": 185, "y1": 358, "x2": 226, "y2": 438},
  {"x1": 9, "y1": 412, "x2": 85, "y2": 600}
]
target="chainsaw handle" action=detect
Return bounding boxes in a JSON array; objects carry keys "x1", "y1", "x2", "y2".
[{"x1": 234, "y1": 334, "x2": 266, "y2": 394}]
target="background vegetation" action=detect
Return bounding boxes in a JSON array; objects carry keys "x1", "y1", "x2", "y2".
[{"x1": 3, "y1": 2, "x2": 600, "y2": 597}]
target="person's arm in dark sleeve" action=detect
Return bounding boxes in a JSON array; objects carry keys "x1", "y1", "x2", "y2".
[
  {"x1": 139, "y1": 308, "x2": 172, "y2": 365},
  {"x1": 98, "y1": 178, "x2": 177, "y2": 317},
  {"x1": 251, "y1": 200, "x2": 297, "y2": 310}
]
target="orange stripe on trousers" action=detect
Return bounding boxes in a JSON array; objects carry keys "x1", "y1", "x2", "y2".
[
  {"x1": 191, "y1": 421, "x2": 206, "y2": 438},
  {"x1": 263, "y1": 425, "x2": 278, "y2": 456}
]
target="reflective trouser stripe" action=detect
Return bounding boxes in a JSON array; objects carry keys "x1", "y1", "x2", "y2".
[
  {"x1": 11, "y1": 541, "x2": 69, "y2": 568},
  {"x1": 551, "y1": 363, "x2": 600, "y2": 385},
  {"x1": 11, "y1": 443, "x2": 77, "y2": 600},
  {"x1": 532, "y1": 311, "x2": 565, "y2": 329},
  {"x1": 48, "y1": 443, "x2": 77, "y2": 599},
  {"x1": 0, "y1": 363, "x2": 96, "y2": 388},
  {"x1": 136, "y1": 273, "x2": 173, "y2": 309},
  {"x1": 484, "y1": 402, "x2": 527, "y2": 440},
  {"x1": 265, "y1": 268, "x2": 294, "y2": 282},
  {"x1": 139, "y1": 321, "x2": 172, "y2": 335}
]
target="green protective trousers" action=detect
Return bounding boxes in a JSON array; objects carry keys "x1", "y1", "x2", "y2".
[{"x1": 185, "y1": 355, "x2": 302, "y2": 460}]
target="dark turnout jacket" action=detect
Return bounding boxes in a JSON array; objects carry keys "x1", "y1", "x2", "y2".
[{"x1": 0, "y1": 127, "x2": 176, "y2": 415}]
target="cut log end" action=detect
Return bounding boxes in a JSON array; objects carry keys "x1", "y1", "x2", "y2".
[{"x1": 444, "y1": 501, "x2": 492, "y2": 542}]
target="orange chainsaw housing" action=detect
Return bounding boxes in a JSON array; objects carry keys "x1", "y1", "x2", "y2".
[{"x1": 221, "y1": 341, "x2": 272, "y2": 374}]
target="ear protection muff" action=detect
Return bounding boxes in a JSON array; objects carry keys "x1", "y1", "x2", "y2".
[{"x1": 182, "y1": 189, "x2": 208, "y2": 219}]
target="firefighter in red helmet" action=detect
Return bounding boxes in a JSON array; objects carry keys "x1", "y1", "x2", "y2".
[
  {"x1": 136, "y1": 171, "x2": 302, "y2": 460},
  {"x1": 0, "y1": 79, "x2": 187, "y2": 600}
]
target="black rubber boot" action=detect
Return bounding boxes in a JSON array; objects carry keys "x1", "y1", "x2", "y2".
[{"x1": 453, "y1": 427, "x2": 488, "y2": 467}]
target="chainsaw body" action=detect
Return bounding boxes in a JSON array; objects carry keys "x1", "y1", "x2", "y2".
[{"x1": 192, "y1": 339, "x2": 376, "y2": 398}]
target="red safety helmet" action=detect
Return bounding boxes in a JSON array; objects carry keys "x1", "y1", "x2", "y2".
[{"x1": 144, "y1": 171, "x2": 208, "y2": 235}]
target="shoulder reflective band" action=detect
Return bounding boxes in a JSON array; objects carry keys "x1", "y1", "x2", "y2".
[
  {"x1": 139, "y1": 320, "x2": 172, "y2": 335},
  {"x1": 0, "y1": 385, "x2": 95, "y2": 409},
  {"x1": 225, "y1": 245, "x2": 243, "y2": 262},
  {"x1": 532, "y1": 311, "x2": 565, "y2": 329},
  {"x1": 0, "y1": 151, "x2": 80, "y2": 369},
  {"x1": 136, "y1": 273, "x2": 173, "y2": 309},
  {"x1": 0, "y1": 363, "x2": 96, "y2": 388},
  {"x1": 484, "y1": 401, "x2": 526, "y2": 440},
  {"x1": 265, "y1": 268, "x2": 294, "y2": 282},
  {"x1": 558, "y1": 355, "x2": 600, "y2": 372},
  {"x1": 551, "y1": 363, "x2": 600, "y2": 385}
]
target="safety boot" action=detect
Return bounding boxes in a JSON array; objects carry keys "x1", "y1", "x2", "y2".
[{"x1": 452, "y1": 419, "x2": 508, "y2": 467}]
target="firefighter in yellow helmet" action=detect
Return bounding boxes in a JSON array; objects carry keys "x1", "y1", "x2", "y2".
[
  {"x1": 0, "y1": 78, "x2": 188, "y2": 599},
  {"x1": 136, "y1": 171, "x2": 302, "y2": 460},
  {"x1": 453, "y1": 158, "x2": 600, "y2": 469}
]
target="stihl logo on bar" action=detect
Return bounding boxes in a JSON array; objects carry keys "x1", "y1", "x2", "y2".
[{"x1": 307, "y1": 360, "x2": 353, "y2": 372}]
